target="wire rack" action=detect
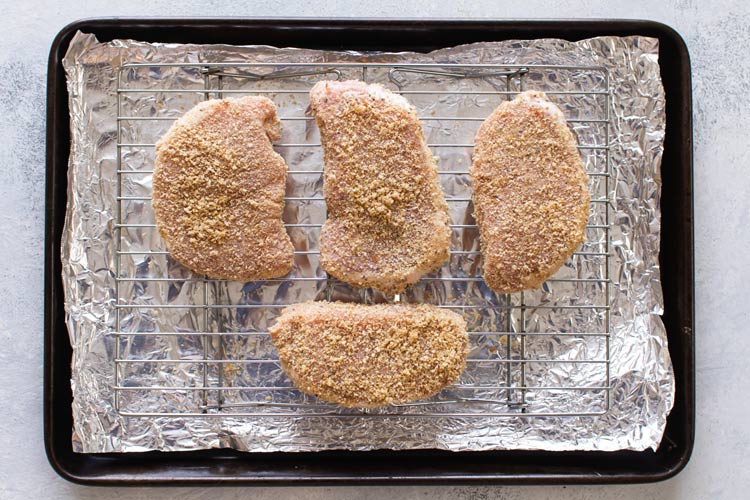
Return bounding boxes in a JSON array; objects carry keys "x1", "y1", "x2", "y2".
[{"x1": 113, "y1": 60, "x2": 612, "y2": 418}]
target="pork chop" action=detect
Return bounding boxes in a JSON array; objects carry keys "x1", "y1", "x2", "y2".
[
  {"x1": 152, "y1": 96, "x2": 294, "y2": 281},
  {"x1": 309, "y1": 80, "x2": 451, "y2": 294},
  {"x1": 470, "y1": 91, "x2": 590, "y2": 293},
  {"x1": 269, "y1": 301, "x2": 468, "y2": 408}
]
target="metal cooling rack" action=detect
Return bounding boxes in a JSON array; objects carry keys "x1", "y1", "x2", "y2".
[{"x1": 113, "y1": 61, "x2": 612, "y2": 418}]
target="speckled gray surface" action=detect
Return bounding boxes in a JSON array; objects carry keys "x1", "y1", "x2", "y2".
[{"x1": 0, "y1": 0, "x2": 747, "y2": 498}]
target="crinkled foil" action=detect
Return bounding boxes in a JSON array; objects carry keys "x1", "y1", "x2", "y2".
[{"x1": 62, "y1": 31, "x2": 673, "y2": 453}]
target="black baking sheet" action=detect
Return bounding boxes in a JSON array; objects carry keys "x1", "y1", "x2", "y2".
[{"x1": 44, "y1": 18, "x2": 694, "y2": 485}]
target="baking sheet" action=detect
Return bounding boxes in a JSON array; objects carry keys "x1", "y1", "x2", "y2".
[{"x1": 62, "y1": 31, "x2": 673, "y2": 453}]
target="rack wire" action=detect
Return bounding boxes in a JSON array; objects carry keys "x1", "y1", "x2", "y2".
[{"x1": 113, "y1": 61, "x2": 612, "y2": 418}]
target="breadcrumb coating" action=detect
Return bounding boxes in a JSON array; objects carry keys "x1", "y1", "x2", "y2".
[
  {"x1": 269, "y1": 301, "x2": 469, "y2": 408},
  {"x1": 470, "y1": 91, "x2": 590, "y2": 293},
  {"x1": 152, "y1": 96, "x2": 294, "y2": 281},
  {"x1": 309, "y1": 80, "x2": 451, "y2": 294}
]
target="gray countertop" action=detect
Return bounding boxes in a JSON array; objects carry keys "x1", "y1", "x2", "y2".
[{"x1": 1, "y1": 1, "x2": 747, "y2": 498}]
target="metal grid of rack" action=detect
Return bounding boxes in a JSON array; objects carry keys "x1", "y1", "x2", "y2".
[{"x1": 113, "y1": 61, "x2": 612, "y2": 418}]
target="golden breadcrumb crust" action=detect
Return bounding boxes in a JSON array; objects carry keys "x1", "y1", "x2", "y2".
[
  {"x1": 269, "y1": 301, "x2": 469, "y2": 408},
  {"x1": 310, "y1": 80, "x2": 451, "y2": 294},
  {"x1": 470, "y1": 91, "x2": 590, "y2": 293},
  {"x1": 152, "y1": 96, "x2": 294, "y2": 281}
]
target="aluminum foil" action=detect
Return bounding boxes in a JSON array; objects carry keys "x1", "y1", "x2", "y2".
[{"x1": 62, "y1": 31, "x2": 673, "y2": 453}]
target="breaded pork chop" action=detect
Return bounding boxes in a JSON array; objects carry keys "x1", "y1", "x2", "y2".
[
  {"x1": 309, "y1": 80, "x2": 451, "y2": 294},
  {"x1": 471, "y1": 91, "x2": 590, "y2": 293},
  {"x1": 269, "y1": 301, "x2": 468, "y2": 408},
  {"x1": 153, "y1": 96, "x2": 294, "y2": 281}
]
